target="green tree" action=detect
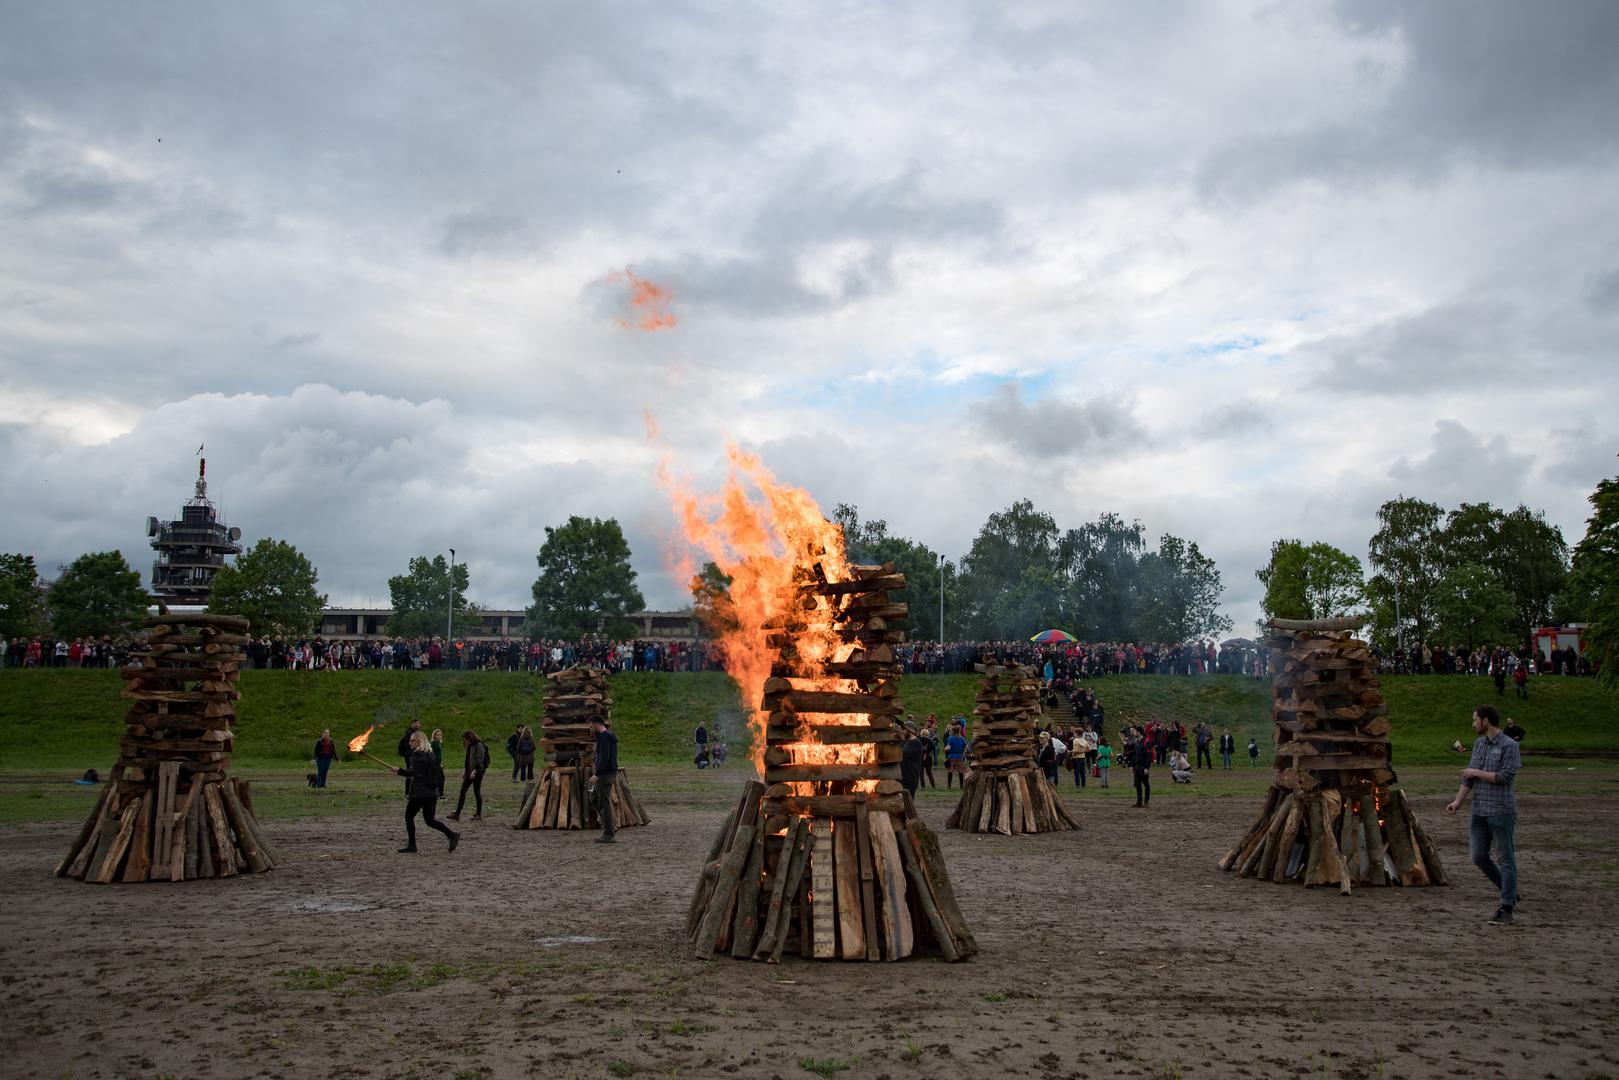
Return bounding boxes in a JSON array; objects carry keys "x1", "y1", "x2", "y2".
[
  {"x1": 955, "y1": 499, "x2": 1067, "y2": 639},
  {"x1": 1063, "y1": 513, "x2": 1146, "y2": 640},
  {"x1": 1256, "y1": 539, "x2": 1365, "y2": 621},
  {"x1": 1432, "y1": 562, "x2": 1517, "y2": 651},
  {"x1": 1568, "y1": 473, "x2": 1619, "y2": 688},
  {"x1": 832, "y1": 504, "x2": 951, "y2": 640},
  {"x1": 1440, "y1": 501, "x2": 1568, "y2": 643},
  {"x1": 0, "y1": 553, "x2": 46, "y2": 639},
  {"x1": 1366, "y1": 496, "x2": 1446, "y2": 647},
  {"x1": 207, "y1": 538, "x2": 328, "y2": 637},
  {"x1": 48, "y1": 551, "x2": 149, "y2": 639},
  {"x1": 527, "y1": 516, "x2": 646, "y2": 639},
  {"x1": 387, "y1": 554, "x2": 472, "y2": 639},
  {"x1": 689, "y1": 560, "x2": 736, "y2": 638},
  {"x1": 1136, "y1": 534, "x2": 1232, "y2": 641}
]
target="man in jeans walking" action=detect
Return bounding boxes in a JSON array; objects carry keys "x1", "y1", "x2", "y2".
[{"x1": 1447, "y1": 704, "x2": 1521, "y2": 925}]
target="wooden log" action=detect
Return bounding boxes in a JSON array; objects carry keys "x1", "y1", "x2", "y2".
[
  {"x1": 56, "y1": 783, "x2": 114, "y2": 878},
  {"x1": 1358, "y1": 792, "x2": 1387, "y2": 886},
  {"x1": 760, "y1": 794, "x2": 906, "y2": 817},
  {"x1": 688, "y1": 784, "x2": 755, "y2": 939},
  {"x1": 833, "y1": 819, "x2": 865, "y2": 960},
  {"x1": 909, "y1": 818, "x2": 977, "y2": 959},
  {"x1": 192, "y1": 790, "x2": 213, "y2": 879},
  {"x1": 752, "y1": 818, "x2": 806, "y2": 961},
  {"x1": 728, "y1": 826, "x2": 767, "y2": 959},
  {"x1": 766, "y1": 821, "x2": 813, "y2": 963},
  {"x1": 854, "y1": 796, "x2": 880, "y2": 962},
  {"x1": 219, "y1": 781, "x2": 270, "y2": 873},
  {"x1": 119, "y1": 793, "x2": 153, "y2": 884},
  {"x1": 167, "y1": 784, "x2": 198, "y2": 881},
  {"x1": 94, "y1": 802, "x2": 141, "y2": 885},
  {"x1": 1380, "y1": 785, "x2": 1427, "y2": 886},
  {"x1": 1402, "y1": 790, "x2": 1448, "y2": 886},
  {"x1": 1270, "y1": 798, "x2": 1305, "y2": 883},
  {"x1": 763, "y1": 690, "x2": 901, "y2": 716},
  {"x1": 1337, "y1": 794, "x2": 1361, "y2": 885},
  {"x1": 993, "y1": 781, "x2": 1013, "y2": 836},
  {"x1": 868, "y1": 812, "x2": 913, "y2": 959},
  {"x1": 1007, "y1": 774, "x2": 1027, "y2": 834},
  {"x1": 184, "y1": 792, "x2": 202, "y2": 880},
  {"x1": 694, "y1": 821, "x2": 758, "y2": 959},
  {"x1": 893, "y1": 818, "x2": 958, "y2": 962},
  {"x1": 1220, "y1": 787, "x2": 1279, "y2": 871},
  {"x1": 202, "y1": 784, "x2": 236, "y2": 877},
  {"x1": 764, "y1": 763, "x2": 901, "y2": 784},
  {"x1": 811, "y1": 821, "x2": 837, "y2": 959},
  {"x1": 149, "y1": 763, "x2": 176, "y2": 880},
  {"x1": 1302, "y1": 798, "x2": 1325, "y2": 887}
]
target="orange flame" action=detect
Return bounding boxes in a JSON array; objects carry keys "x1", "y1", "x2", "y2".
[
  {"x1": 661, "y1": 445, "x2": 882, "y2": 783},
  {"x1": 348, "y1": 726, "x2": 375, "y2": 753},
  {"x1": 610, "y1": 268, "x2": 677, "y2": 331}
]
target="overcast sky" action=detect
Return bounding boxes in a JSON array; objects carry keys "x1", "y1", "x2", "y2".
[{"x1": 3, "y1": 1, "x2": 1616, "y2": 628}]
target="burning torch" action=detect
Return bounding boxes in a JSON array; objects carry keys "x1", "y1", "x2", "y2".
[{"x1": 348, "y1": 726, "x2": 399, "y2": 772}]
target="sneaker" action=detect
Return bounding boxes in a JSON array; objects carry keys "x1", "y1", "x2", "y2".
[
  {"x1": 1488, "y1": 907, "x2": 1513, "y2": 925},
  {"x1": 397, "y1": 846, "x2": 418, "y2": 854},
  {"x1": 447, "y1": 832, "x2": 461, "y2": 853}
]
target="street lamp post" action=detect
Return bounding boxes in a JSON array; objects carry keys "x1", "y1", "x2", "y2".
[
  {"x1": 938, "y1": 552, "x2": 945, "y2": 644},
  {"x1": 447, "y1": 548, "x2": 456, "y2": 646}
]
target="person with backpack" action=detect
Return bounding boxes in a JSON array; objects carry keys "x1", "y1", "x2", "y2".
[
  {"x1": 516, "y1": 725, "x2": 536, "y2": 782},
  {"x1": 449, "y1": 729, "x2": 490, "y2": 821},
  {"x1": 394, "y1": 730, "x2": 459, "y2": 853}
]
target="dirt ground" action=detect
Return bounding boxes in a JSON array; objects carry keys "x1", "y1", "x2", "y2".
[{"x1": 3, "y1": 767, "x2": 1618, "y2": 1080}]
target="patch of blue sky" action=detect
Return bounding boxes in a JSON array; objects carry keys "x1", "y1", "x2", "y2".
[
  {"x1": 770, "y1": 351, "x2": 1059, "y2": 414},
  {"x1": 1190, "y1": 335, "x2": 1266, "y2": 356}
]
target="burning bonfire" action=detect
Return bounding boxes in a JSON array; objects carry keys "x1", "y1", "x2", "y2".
[
  {"x1": 56, "y1": 612, "x2": 278, "y2": 883},
  {"x1": 669, "y1": 448, "x2": 977, "y2": 961},
  {"x1": 1218, "y1": 617, "x2": 1447, "y2": 892}
]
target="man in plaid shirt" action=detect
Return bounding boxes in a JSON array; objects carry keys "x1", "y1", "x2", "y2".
[{"x1": 1447, "y1": 704, "x2": 1522, "y2": 925}]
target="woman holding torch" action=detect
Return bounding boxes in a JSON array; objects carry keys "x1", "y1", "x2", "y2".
[{"x1": 396, "y1": 730, "x2": 459, "y2": 854}]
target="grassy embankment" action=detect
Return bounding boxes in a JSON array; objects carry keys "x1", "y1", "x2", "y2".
[{"x1": 2, "y1": 670, "x2": 1613, "y2": 822}]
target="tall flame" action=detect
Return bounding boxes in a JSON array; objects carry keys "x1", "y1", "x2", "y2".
[
  {"x1": 347, "y1": 726, "x2": 375, "y2": 753},
  {"x1": 661, "y1": 445, "x2": 862, "y2": 777},
  {"x1": 610, "y1": 268, "x2": 677, "y2": 331}
]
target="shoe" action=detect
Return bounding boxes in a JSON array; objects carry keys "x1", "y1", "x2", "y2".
[
  {"x1": 471, "y1": 813, "x2": 482, "y2": 821},
  {"x1": 1487, "y1": 907, "x2": 1513, "y2": 925},
  {"x1": 594, "y1": 835, "x2": 616, "y2": 844},
  {"x1": 447, "y1": 832, "x2": 461, "y2": 852},
  {"x1": 447, "y1": 812, "x2": 460, "y2": 821},
  {"x1": 397, "y1": 846, "x2": 418, "y2": 854}
]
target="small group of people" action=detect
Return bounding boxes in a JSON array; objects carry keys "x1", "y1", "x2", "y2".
[
  {"x1": 2, "y1": 635, "x2": 125, "y2": 668},
  {"x1": 692, "y1": 722, "x2": 729, "y2": 768}
]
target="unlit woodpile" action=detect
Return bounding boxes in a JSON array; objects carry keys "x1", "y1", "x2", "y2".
[
  {"x1": 56, "y1": 612, "x2": 277, "y2": 883},
  {"x1": 1217, "y1": 617, "x2": 1446, "y2": 893},
  {"x1": 945, "y1": 661, "x2": 1076, "y2": 834},
  {"x1": 686, "y1": 560, "x2": 977, "y2": 962},
  {"x1": 512, "y1": 666, "x2": 649, "y2": 831}
]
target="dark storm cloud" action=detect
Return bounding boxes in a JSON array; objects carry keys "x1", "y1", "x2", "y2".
[
  {"x1": 968, "y1": 383, "x2": 1145, "y2": 460},
  {"x1": 1200, "y1": 1, "x2": 1619, "y2": 198}
]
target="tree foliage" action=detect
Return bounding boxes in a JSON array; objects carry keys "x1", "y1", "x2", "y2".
[
  {"x1": 47, "y1": 551, "x2": 149, "y2": 639},
  {"x1": 1432, "y1": 562, "x2": 1517, "y2": 651},
  {"x1": 1136, "y1": 534, "x2": 1233, "y2": 642},
  {"x1": 1366, "y1": 497, "x2": 1447, "y2": 647},
  {"x1": 1441, "y1": 502, "x2": 1568, "y2": 642},
  {"x1": 1256, "y1": 539, "x2": 1365, "y2": 622},
  {"x1": 833, "y1": 504, "x2": 950, "y2": 641},
  {"x1": 207, "y1": 538, "x2": 328, "y2": 637},
  {"x1": 387, "y1": 554, "x2": 472, "y2": 639},
  {"x1": 1568, "y1": 473, "x2": 1619, "y2": 688},
  {"x1": 0, "y1": 553, "x2": 46, "y2": 639},
  {"x1": 527, "y1": 516, "x2": 646, "y2": 639}
]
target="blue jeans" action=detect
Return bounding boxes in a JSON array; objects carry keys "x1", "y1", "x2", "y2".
[
  {"x1": 316, "y1": 756, "x2": 333, "y2": 788},
  {"x1": 1470, "y1": 814, "x2": 1518, "y2": 908}
]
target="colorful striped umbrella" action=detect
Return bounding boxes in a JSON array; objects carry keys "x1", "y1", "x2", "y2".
[{"x1": 1029, "y1": 629, "x2": 1076, "y2": 643}]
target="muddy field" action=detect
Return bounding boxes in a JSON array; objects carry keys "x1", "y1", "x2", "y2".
[{"x1": 3, "y1": 767, "x2": 1618, "y2": 1080}]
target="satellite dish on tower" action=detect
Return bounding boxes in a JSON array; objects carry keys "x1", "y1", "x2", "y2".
[{"x1": 229, "y1": 527, "x2": 242, "y2": 541}]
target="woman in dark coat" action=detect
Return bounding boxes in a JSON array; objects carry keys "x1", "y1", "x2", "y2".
[
  {"x1": 449, "y1": 729, "x2": 490, "y2": 822},
  {"x1": 395, "y1": 731, "x2": 459, "y2": 853},
  {"x1": 516, "y1": 725, "x2": 536, "y2": 782},
  {"x1": 313, "y1": 728, "x2": 339, "y2": 789}
]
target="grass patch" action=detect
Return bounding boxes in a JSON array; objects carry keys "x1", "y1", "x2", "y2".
[{"x1": 798, "y1": 1059, "x2": 852, "y2": 1077}]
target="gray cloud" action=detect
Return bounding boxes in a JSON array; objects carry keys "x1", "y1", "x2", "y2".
[
  {"x1": 1307, "y1": 301, "x2": 1517, "y2": 394},
  {"x1": 969, "y1": 384, "x2": 1146, "y2": 460},
  {"x1": 1387, "y1": 419, "x2": 1533, "y2": 499}
]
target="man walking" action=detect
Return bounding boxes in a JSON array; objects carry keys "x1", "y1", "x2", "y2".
[
  {"x1": 590, "y1": 716, "x2": 619, "y2": 843},
  {"x1": 1446, "y1": 704, "x2": 1521, "y2": 925},
  {"x1": 1195, "y1": 723, "x2": 1213, "y2": 770}
]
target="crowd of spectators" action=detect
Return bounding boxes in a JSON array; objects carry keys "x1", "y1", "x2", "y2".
[
  {"x1": 900, "y1": 639, "x2": 1269, "y2": 678},
  {"x1": 236, "y1": 635, "x2": 720, "y2": 673}
]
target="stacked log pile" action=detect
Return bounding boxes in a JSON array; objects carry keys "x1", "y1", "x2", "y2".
[
  {"x1": 1217, "y1": 616, "x2": 1446, "y2": 892},
  {"x1": 686, "y1": 560, "x2": 977, "y2": 962},
  {"x1": 56, "y1": 612, "x2": 277, "y2": 883},
  {"x1": 512, "y1": 666, "x2": 649, "y2": 831},
  {"x1": 945, "y1": 661, "x2": 1076, "y2": 834}
]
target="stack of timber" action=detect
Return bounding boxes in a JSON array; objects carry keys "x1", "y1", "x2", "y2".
[
  {"x1": 1217, "y1": 617, "x2": 1446, "y2": 893},
  {"x1": 944, "y1": 661, "x2": 1076, "y2": 834},
  {"x1": 56, "y1": 612, "x2": 277, "y2": 883},
  {"x1": 687, "y1": 559, "x2": 977, "y2": 962},
  {"x1": 511, "y1": 666, "x2": 649, "y2": 831}
]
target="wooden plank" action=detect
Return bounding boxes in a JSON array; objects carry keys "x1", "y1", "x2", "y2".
[
  {"x1": 219, "y1": 781, "x2": 270, "y2": 873},
  {"x1": 1403, "y1": 789, "x2": 1448, "y2": 886},
  {"x1": 120, "y1": 793, "x2": 153, "y2": 884},
  {"x1": 93, "y1": 803, "x2": 141, "y2": 885},
  {"x1": 56, "y1": 783, "x2": 113, "y2": 878},
  {"x1": 763, "y1": 690, "x2": 901, "y2": 716},
  {"x1": 1007, "y1": 774, "x2": 1026, "y2": 834},
  {"x1": 728, "y1": 826, "x2": 767, "y2": 958},
  {"x1": 1270, "y1": 798, "x2": 1304, "y2": 883},
  {"x1": 168, "y1": 785, "x2": 198, "y2": 881},
  {"x1": 752, "y1": 818, "x2": 805, "y2": 960},
  {"x1": 203, "y1": 784, "x2": 237, "y2": 877},
  {"x1": 693, "y1": 822, "x2": 757, "y2": 959},
  {"x1": 993, "y1": 781, "x2": 1013, "y2": 836},
  {"x1": 764, "y1": 763, "x2": 901, "y2": 784},
  {"x1": 832, "y1": 819, "x2": 865, "y2": 960},
  {"x1": 854, "y1": 797, "x2": 880, "y2": 962},
  {"x1": 766, "y1": 822, "x2": 813, "y2": 963},
  {"x1": 1380, "y1": 784, "x2": 1427, "y2": 885},
  {"x1": 868, "y1": 812, "x2": 914, "y2": 959},
  {"x1": 810, "y1": 821, "x2": 838, "y2": 959},
  {"x1": 759, "y1": 794, "x2": 906, "y2": 817},
  {"x1": 193, "y1": 791, "x2": 213, "y2": 879},
  {"x1": 894, "y1": 818, "x2": 958, "y2": 962}
]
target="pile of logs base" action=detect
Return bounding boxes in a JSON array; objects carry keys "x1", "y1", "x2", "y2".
[
  {"x1": 56, "y1": 613, "x2": 278, "y2": 883},
  {"x1": 945, "y1": 661, "x2": 1075, "y2": 834},
  {"x1": 512, "y1": 666, "x2": 649, "y2": 831},
  {"x1": 1218, "y1": 617, "x2": 1445, "y2": 892}
]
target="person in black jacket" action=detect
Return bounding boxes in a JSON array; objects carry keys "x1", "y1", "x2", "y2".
[
  {"x1": 899, "y1": 723, "x2": 926, "y2": 796},
  {"x1": 590, "y1": 716, "x2": 619, "y2": 843},
  {"x1": 394, "y1": 731, "x2": 459, "y2": 853},
  {"x1": 449, "y1": 729, "x2": 489, "y2": 821},
  {"x1": 1132, "y1": 731, "x2": 1153, "y2": 808}
]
